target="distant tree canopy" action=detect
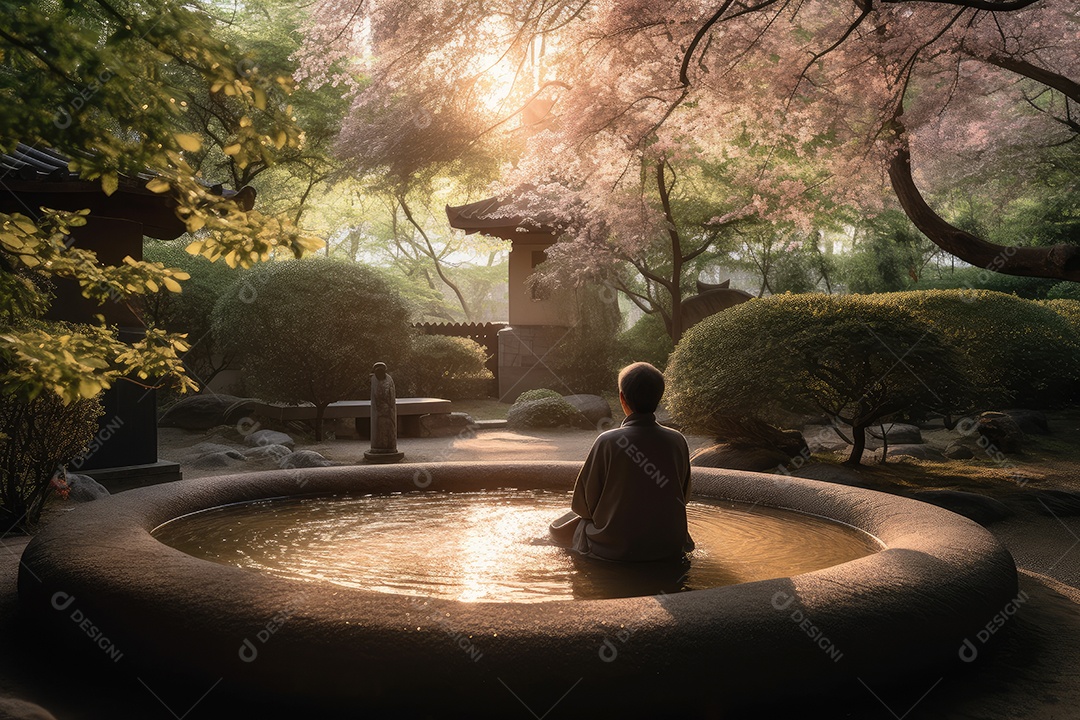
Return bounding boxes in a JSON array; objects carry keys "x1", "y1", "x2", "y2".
[
  {"x1": 212, "y1": 258, "x2": 412, "y2": 440},
  {"x1": 299, "y1": 0, "x2": 1080, "y2": 306}
]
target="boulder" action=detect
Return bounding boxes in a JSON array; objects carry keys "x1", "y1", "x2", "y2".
[
  {"x1": 185, "y1": 442, "x2": 245, "y2": 459},
  {"x1": 1002, "y1": 409, "x2": 1050, "y2": 435},
  {"x1": 976, "y1": 412, "x2": 1025, "y2": 453},
  {"x1": 507, "y1": 397, "x2": 592, "y2": 430},
  {"x1": 0, "y1": 697, "x2": 58, "y2": 720},
  {"x1": 63, "y1": 473, "x2": 109, "y2": 502},
  {"x1": 192, "y1": 452, "x2": 247, "y2": 469},
  {"x1": 242, "y1": 444, "x2": 293, "y2": 462},
  {"x1": 911, "y1": 490, "x2": 1013, "y2": 526},
  {"x1": 876, "y1": 444, "x2": 946, "y2": 462},
  {"x1": 802, "y1": 425, "x2": 852, "y2": 454},
  {"x1": 279, "y1": 450, "x2": 334, "y2": 469},
  {"x1": 562, "y1": 395, "x2": 613, "y2": 428},
  {"x1": 246, "y1": 429, "x2": 295, "y2": 449},
  {"x1": 944, "y1": 444, "x2": 975, "y2": 460},
  {"x1": 420, "y1": 412, "x2": 476, "y2": 438},
  {"x1": 690, "y1": 444, "x2": 791, "y2": 473},
  {"x1": 158, "y1": 394, "x2": 256, "y2": 430},
  {"x1": 867, "y1": 423, "x2": 923, "y2": 445}
]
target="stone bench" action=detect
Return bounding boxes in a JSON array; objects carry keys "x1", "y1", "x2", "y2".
[{"x1": 251, "y1": 398, "x2": 452, "y2": 437}]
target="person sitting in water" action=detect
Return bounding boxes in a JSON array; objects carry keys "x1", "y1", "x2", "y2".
[{"x1": 550, "y1": 362, "x2": 694, "y2": 562}]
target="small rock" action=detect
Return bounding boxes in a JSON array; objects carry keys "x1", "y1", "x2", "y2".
[
  {"x1": 911, "y1": 490, "x2": 1013, "y2": 526},
  {"x1": 1002, "y1": 409, "x2": 1050, "y2": 435},
  {"x1": 242, "y1": 444, "x2": 293, "y2": 462},
  {"x1": 802, "y1": 425, "x2": 852, "y2": 453},
  {"x1": 63, "y1": 473, "x2": 109, "y2": 502},
  {"x1": 246, "y1": 429, "x2": 295, "y2": 449},
  {"x1": 192, "y1": 452, "x2": 247, "y2": 469},
  {"x1": 279, "y1": 450, "x2": 333, "y2": 469},
  {"x1": 563, "y1": 394, "x2": 613, "y2": 427},
  {"x1": 868, "y1": 423, "x2": 923, "y2": 445},
  {"x1": 690, "y1": 444, "x2": 791, "y2": 472},
  {"x1": 876, "y1": 444, "x2": 946, "y2": 462},
  {"x1": 186, "y1": 442, "x2": 245, "y2": 459},
  {"x1": 158, "y1": 394, "x2": 256, "y2": 430},
  {"x1": 420, "y1": 412, "x2": 476, "y2": 438},
  {"x1": 977, "y1": 412, "x2": 1025, "y2": 453},
  {"x1": 944, "y1": 444, "x2": 975, "y2": 460}
]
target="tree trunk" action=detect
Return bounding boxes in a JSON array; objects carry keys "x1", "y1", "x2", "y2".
[
  {"x1": 845, "y1": 423, "x2": 867, "y2": 466},
  {"x1": 314, "y1": 403, "x2": 327, "y2": 442},
  {"x1": 888, "y1": 117, "x2": 1080, "y2": 281}
]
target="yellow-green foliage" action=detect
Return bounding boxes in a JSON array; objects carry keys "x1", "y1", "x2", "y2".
[{"x1": 1043, "y1": 299, "x2": 1080, "y2": 341}]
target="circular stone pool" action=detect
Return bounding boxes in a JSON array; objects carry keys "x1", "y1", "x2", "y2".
[
  {"x1": 152, "y1": 490, "x2": 881, "y2": 602},
  {"x1": 18, "y1": 462, "x2": 1018, "y2": 716}
]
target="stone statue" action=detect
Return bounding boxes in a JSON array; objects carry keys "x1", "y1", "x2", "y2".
[{"x1": 364, "y1": 362, "x2": 404, "y2": 463}]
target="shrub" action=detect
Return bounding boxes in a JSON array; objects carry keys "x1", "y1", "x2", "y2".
[
  {"x1": 515, "y1": 388, "x2": 561, "y2": 403},
  {"x1": 892, "y1": 290, "x2": 1080, "y2": 407},
  {"x1": 912, "y1": 268, "x2": 1056, "y2": 300},
  {"x1": 1047, "y1": 282, "x2": 1080, "y2": 302},
  {"x1": 212, "y1": 258, "x2": 412, "y2": 439},
  {"x1": 143, "y1": 241, "x2": 242, "y2": 389},
  {"x1": 666, "y1": 294, "x2": 973, "y2": 464},
  {"x1": 402, "y1": 335, "x2": 493, "y2": 399},
  {"x1": 1, "y1": 382, "x2": 103, "y2": 531},
  {"x1": 507, "y1": 396, "x2": 588, "y2": 430},
  {"x1": 618, "y1": 313, "x2": 674, "y2": 370},
  {"x1": 1043, "y1": 299, "x2": 1080, "y2": 341}
]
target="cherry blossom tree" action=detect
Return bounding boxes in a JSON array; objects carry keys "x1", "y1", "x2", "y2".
[{"x1": 297, "y1": 0, "x2": 1079, "y2": 292}]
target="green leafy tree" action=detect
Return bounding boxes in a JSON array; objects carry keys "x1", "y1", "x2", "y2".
[
  {"x1": 666, "y1": 294, "x2": 973, "y2": 465},
  {"x1": 212, "y1": 258, "x2": 412, "y2": 440},
  {"x1": 0, "y1": 0, "x2": 321, "y2": 406},
  {"x1": 143, "y1": 240, "x2": 243, "y2": 388}
]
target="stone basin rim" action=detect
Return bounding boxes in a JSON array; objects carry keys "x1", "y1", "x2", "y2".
[{"x1": 18, "y1": 460, "x2": 1020, "y2": 711}]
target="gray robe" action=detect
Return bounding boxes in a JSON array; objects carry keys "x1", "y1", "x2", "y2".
[{"x1": 570, "y1": 412, "x2": 693, "y2": 562}]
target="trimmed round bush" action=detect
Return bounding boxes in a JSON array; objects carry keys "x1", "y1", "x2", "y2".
[
  {"x1": 666, "y1": 294, "x2": 972, "y2": 464},
  {"x1": 891, "y1": 290, "x2": 1080, "y2": 407},
  {"x1": 212, "y1": 258, "x2": 412, "y2": 439},
  {"x1": 913, "y1": 269, "x2": 1056, "y2": 300},
  {"x1": 401, "y1": 335, "x2": 493, "y2": 399},
  {"x1": 507, "y1": 396, "x2": 589, "y2": 430},
  {"x1": 515, "y1": 388, "x2": 561, "y2": 404},
  {"x1": 1043, "y1": 299, "x2": 1080, "y2": 340}
]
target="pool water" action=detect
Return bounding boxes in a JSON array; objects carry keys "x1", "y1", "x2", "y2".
[{"x1": 153, "y1": 489, "x2": 879, "y2": 602}]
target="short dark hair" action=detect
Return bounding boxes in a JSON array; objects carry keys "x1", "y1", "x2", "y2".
[{"x1": 618, "y1": 362, "x2": 665, "y2": 413}]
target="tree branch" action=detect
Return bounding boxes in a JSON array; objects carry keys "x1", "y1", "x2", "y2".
[{"x1": 888, "y1": 112, "x2": 1080, "y2": 281}]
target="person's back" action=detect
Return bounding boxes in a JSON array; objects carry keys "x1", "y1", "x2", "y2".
[{"x1": 558, "y1": 362, "x2": 693, "y2": 562}]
